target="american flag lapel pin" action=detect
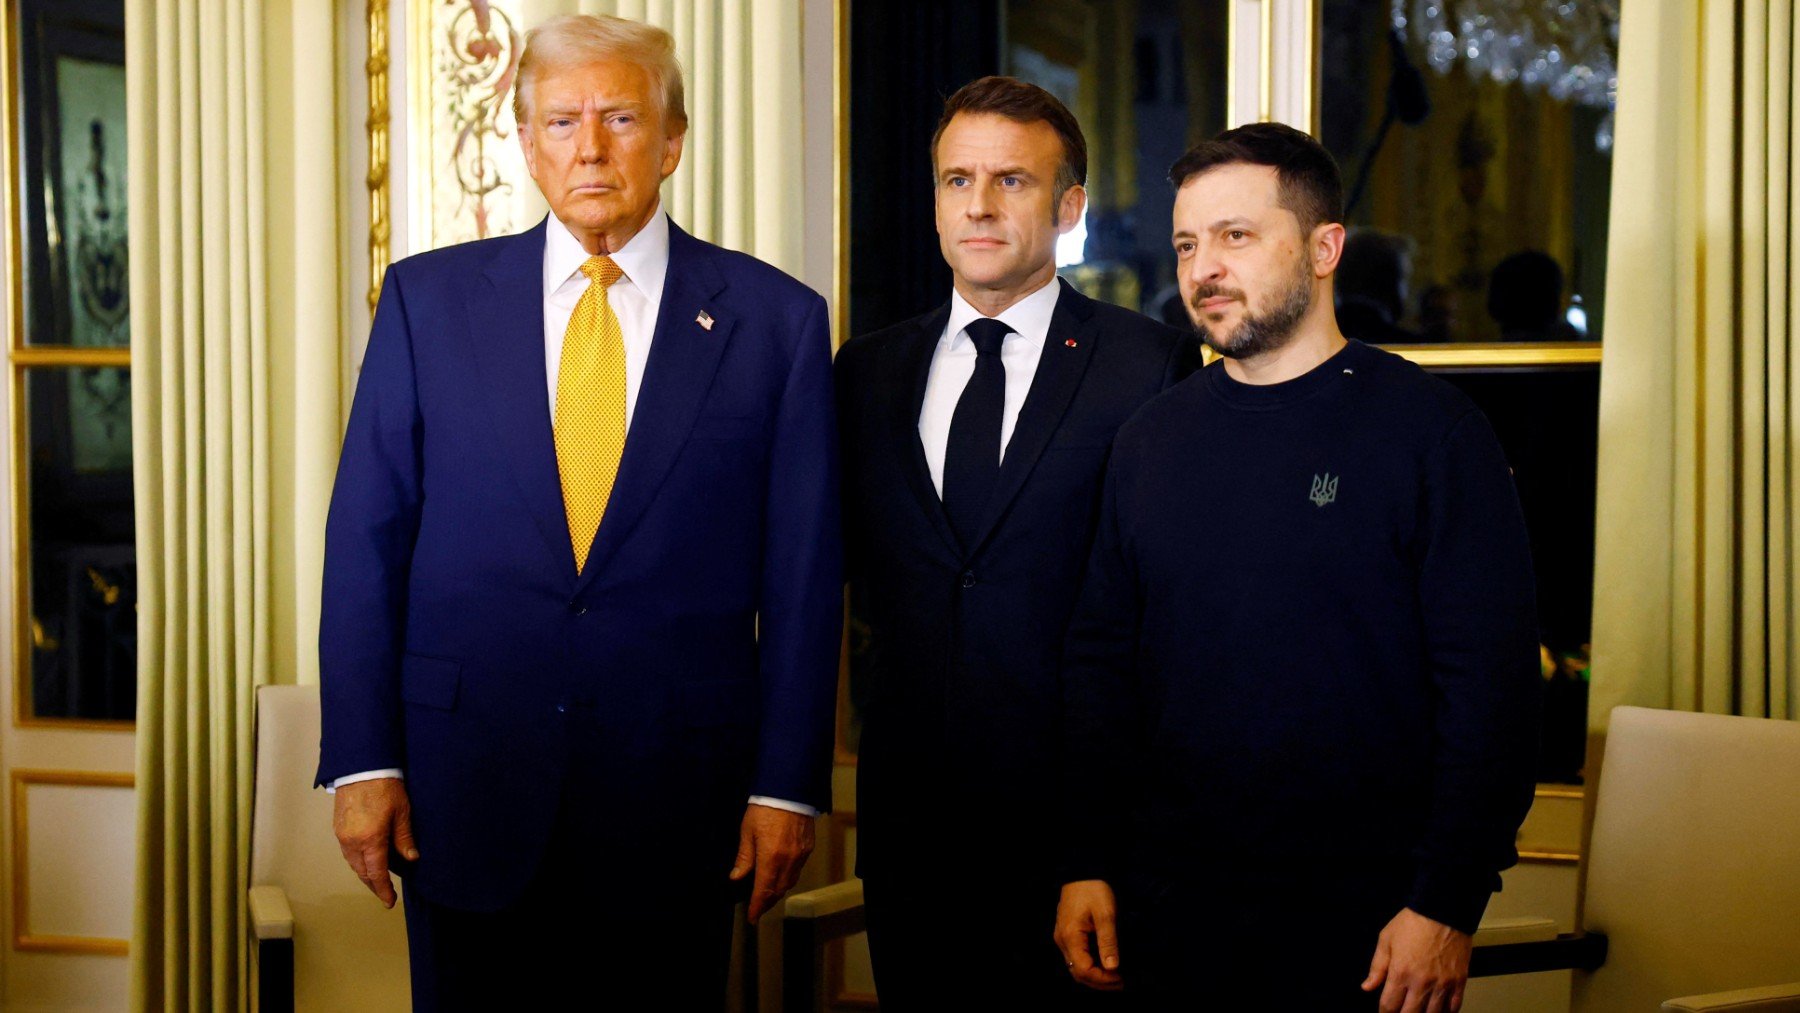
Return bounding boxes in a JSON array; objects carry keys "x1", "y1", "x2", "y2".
[{"x1": 696, "y1": 310, "x2": 715, "y2": 331}]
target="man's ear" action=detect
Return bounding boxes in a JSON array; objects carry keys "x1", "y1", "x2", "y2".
[
  {"x1": 1312, "y1": 222, "x2": 1347, "y2": 278},
  {"x1": 1057, "y1": 184, "x2": 1088, "y2": 233},
  {"x1": 660, "y1": 124, "x2": 688, "y2": 180}
]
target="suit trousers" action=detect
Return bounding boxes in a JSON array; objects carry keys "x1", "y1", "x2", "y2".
[
  {"x1": 1115, "y1": 859, "x2": 1412, "y2": 1011},
  {"x1": 399, "y1": 707, "x2": 742, "y2": 1012},
  {"x1": 400, "y1": 827, "x2": 737, "y2": 1012},
  {"x1": 863, "y1": 873, "x2": 1123, "y2": 1012}
]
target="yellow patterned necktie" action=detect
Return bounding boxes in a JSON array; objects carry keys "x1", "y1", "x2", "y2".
[{"x1": 554, "y1": 255, "x2": 627, "y2": 573}]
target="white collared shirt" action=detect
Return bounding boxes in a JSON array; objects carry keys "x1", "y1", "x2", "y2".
[
  {"x1": 918, "y1": 278, "x2": 1061, "y2": 496},
  {"x1": 329, "y1": 209, "x2": 815, "y2": 818},
  {"x1": 541, "y1": 207, "x2": 668, "y2": 425}
]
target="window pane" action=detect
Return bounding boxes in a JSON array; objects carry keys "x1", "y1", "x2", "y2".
[
  {"x1": 1008, "y1": 0, "x2": 1229, "y2": 322},
  {"x1": 1321, "y1": 1, "x2": 1615, "y2": 344},
  {"x1": 16, "y1": 0, "x2": 128, "y2": 347},
  {"x1": 24, "y1": 365, "x2": 135, "y2": 721}
]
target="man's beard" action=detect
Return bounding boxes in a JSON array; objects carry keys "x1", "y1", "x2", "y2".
[{"x1": 1188, "y1": 256, "x2": 1316, "y2": 359}]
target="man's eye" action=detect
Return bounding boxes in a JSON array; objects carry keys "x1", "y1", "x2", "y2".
[
  {"x1": 1227, "y1": 230, "x2": 1248, "y2": 241},
  {"x1": 948, "y1": 177, "x2": 969, "y2": 187},
  {"x1": 1176, "y1": 242, "x2": 1195, "y2": 255},
  {"x1": 1001, "y1": 176, "x2": 1021, "y2": 187}
]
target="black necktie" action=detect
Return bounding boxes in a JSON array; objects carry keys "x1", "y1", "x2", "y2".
[{"x1": 942, "y1": 317, "x2": 1011, "y2": 550}]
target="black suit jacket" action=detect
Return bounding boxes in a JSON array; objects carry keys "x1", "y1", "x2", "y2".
[{"x1": 837, "y1": 279, "x2": 1194, "y2": 888}]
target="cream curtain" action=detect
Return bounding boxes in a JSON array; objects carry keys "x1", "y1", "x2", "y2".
[
  {"x1": 126, "y1": 0, "x2": 343, "y2": 1008},
  {"x1": 1590, "y1": 0, "x2": 1799, "y2": 727},
  {"x1": 512, "y1": 0, "x2": 807, "y2": 275}
]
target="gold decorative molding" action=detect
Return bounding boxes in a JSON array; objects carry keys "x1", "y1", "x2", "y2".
[
  {"x1": 9, "y1": 347, "x2": 131, "y2": 368},
  {"x1": 367, "y1": 0, "x2": 391, "y2": 314},
  {"x1": 1517, "y1": 847, "x2": 1582, "y2": 865},
  {"x1": 11, "y1": 769, "x2": 135, "y2": 955},
  {"x1": 1534, "y1": 785, "x2": 1585, "y2": 800},
  {"x1": 1384, "y1": 342, "x2": 1604, "y2": 369},
  {"x1": 833, "y1": 0, "x2": 848, "y2": 350}
]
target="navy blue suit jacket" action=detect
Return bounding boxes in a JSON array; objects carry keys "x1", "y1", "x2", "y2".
[
  {"x1": 316, "y1": 218, "x2": 842, "y2": 911},
  {"x1": 837, "y1": 280, "x2": 1194, "y2": 890}
]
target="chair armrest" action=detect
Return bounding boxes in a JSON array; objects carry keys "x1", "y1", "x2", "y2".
[
  {"x1": 782, "y1": 880, "x2": 866, "y2": 1013},
  {"x1": 247, "y1": 885, "x2": 296, "y2": 1013},
  {"x1": 1468, "y1": 928, "x2": 1607, "y2": 978},
  {"x1": 1472, "y1": 916, "x2": 1559, "y2": 947},
  {"x1": 784, "y1": 879, "x2": 865, "y2": 921},
  {"x1": 1662, "y1": 983, "x2": 1800, "y2": 1012},
  {"x1": 248, "y1": 885, "x2": 294, "y2": 941}
]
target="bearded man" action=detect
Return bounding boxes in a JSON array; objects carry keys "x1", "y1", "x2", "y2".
[{"x1": 1050, "y1": 122, "x2": 1541, "y2": 1013}]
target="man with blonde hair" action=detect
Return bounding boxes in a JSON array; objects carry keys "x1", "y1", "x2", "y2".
[{"x1": 317, "y1": 14, "x2": 840, "y2": 1009}]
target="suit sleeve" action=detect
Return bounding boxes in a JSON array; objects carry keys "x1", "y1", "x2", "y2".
[
  {"x1": 1059, "y1": 450, "x2": 1146, "y2": 884},
  {"x1": 752, "y1": 293, "x2": 844, "y2": 812},
  {"x1": 1406, "y1": 409, "x2": 1543, "y2": 933},
  {"x1": 315, "y1": 266, "x2": 424, "y2": 787}
]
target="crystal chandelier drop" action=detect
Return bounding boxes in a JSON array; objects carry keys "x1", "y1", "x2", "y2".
[{"x1": 1391, "y1": 0, "x2": 1619, "y2": 152}]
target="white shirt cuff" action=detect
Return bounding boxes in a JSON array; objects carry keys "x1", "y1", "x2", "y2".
[
  {"x1": 325, "y1": 769, "x2": 404, "y2": 794},
  {"x1": 747, "y1": 795, "x2": 819, "y2": 817}
]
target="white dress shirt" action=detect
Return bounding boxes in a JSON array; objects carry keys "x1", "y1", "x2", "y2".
[
  {"x1": 330, "y1": 209, "x2": 815, "y2": 818},
  {"x1": 918, "y1": 278, "x2": 1062, "y2": 495}
]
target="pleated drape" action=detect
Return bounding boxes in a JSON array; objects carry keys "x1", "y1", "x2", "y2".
[
  {"x1": 514, "y1": 0, "x2": 807, "y2": 276},
  {"x1": 1590, "y1": 0, "x2": 1800, "y2": 727},
  {"x1": 127, "y1": 0, "x2": 343, "y2": 1008}
]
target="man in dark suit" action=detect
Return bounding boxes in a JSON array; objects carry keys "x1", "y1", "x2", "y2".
[
  {"x1": 315, "y1": 15, "x2": 840, "y2": 1010},
  {"x1": 836, "y1": 76, "x2": 1194, "y2": 1008}
]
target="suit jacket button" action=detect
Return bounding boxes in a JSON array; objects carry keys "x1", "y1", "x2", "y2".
[
  {"x1": 555, "y1": 700, "x2": 569, "y2": 714},
  {"x1": 960, "y1": 571, "x2": 976, "y2": 589},
  {"x1": 568, "y1": 602, "x2": 587, "y2": 616}
]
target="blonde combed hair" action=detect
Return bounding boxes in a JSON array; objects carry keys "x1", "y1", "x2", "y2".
[{"x1": 512, "y1": 14, "x2": 688, "y2": 133}]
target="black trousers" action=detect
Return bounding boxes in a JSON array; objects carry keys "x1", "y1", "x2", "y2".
[
  {"x1": 400, "y1": 834, "x2": 738, "y2": 1013},
  {"x1": 1114, "y1": 861, "x2": 1411, "y2": 1012},
  {"x1": 863, "y1": 873, "x2": 1124, "y2": 1012}
]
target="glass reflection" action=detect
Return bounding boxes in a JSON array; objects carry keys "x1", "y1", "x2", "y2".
[
  {"x1": 25, "y1": 366, "x2": 136, "y2": 721},
  {"x1": 1322, "y1": 0, "x2": 1614, "y2": 344}
]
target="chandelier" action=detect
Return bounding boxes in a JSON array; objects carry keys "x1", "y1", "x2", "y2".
[{"x1": 1391, "y1": 0, "x2": 1619, "y2": 151}]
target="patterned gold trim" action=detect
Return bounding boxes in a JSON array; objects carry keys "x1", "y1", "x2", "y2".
[
  {"x1": 11, "y1": 769, "x2": 135, "y2": 955},
  {"x1": 367, "y1": 0, "x2": 391, "y2": 313}
]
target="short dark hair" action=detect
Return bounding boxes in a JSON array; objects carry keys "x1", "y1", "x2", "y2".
[
  {"x1": 931, "y1": 76, "x2": 1088, "y2": 208},
  {"x1": 1487, "y1": 250, "x2": 1564, "y2": 328},
  {"x1": 1167, "y1": 122, "x2": 1344, "y2": 235}
]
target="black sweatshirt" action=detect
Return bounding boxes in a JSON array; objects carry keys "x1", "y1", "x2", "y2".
[{"x1": 1060, "y1": 339, "x2": 1541, "y2": 934}]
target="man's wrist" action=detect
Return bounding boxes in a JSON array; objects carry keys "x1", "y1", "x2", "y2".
[
  {"x1": 326, "y1": 769, "x2": 404, "y2": 795},
  {"x1": 747, "y1": 795, "x2": 819, "y2": 817}
]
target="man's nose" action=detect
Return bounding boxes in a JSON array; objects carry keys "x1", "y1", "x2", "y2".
[
  {"x1": 576, "y1": 117, "x2": 607, "y2": 163},
  {"x1": 965, "y1": 183, "x2": 994, "y2": 220},
  {"x1": 1187, "y1": 247, "x2": 1225, "y2": 286}
]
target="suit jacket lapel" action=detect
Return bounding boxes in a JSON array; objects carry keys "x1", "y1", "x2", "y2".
[
  {"x1": 467, "y1": 219, "x2": 574, "y2": 574},
  {"x1": 964, "y1": 279, "x2": 1098, "y2": 556},
  {"x1": 890, "y1": 303, "x2": 962, "y2": 561},
  {"x1": 575, "y1": 222, "x2": 733, "y2": 592}
]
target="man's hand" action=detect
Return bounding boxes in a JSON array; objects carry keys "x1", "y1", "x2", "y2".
[
  {"x1": 728, "y1": 804, "x2": 815, "y2": 924},
  {"x1": 1054, "y1": 879, "x2": 1124, "y2": 991},
  {"x1": 1362, "y1": 907, "x2": 1473, "y2": 1013},
  {"x1": 332, "y1": 778, "x2": 418, "y2": 909}
]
